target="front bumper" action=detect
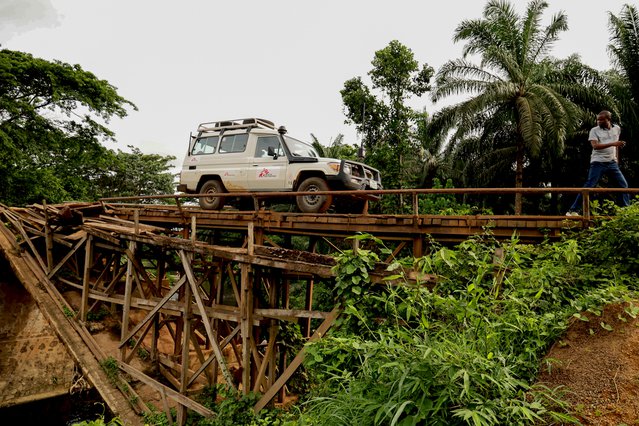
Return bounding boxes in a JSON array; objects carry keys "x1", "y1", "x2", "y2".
[{"x1": 327, "y1": 174, "x2": 383, "y2": 200}]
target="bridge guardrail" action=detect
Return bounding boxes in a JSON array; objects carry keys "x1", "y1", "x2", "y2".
[{"x1": 99, "y1": 187, "x2": 639, "y2": 220}]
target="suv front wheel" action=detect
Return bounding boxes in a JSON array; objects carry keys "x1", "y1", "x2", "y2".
[
  {"x1": 296, "y1": 177, "x2": 332, "y2": 213},
  {"x1": 199, "y1": 179, "x2": 226, "y2": 210}
]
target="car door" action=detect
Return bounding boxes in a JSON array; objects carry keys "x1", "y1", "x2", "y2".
[
  {"x1": 247, "y1": 135, "x2": 289, "y2": 191},
  {"x1": 214, "y1": 131, "x2": 249, "y2": 191}
]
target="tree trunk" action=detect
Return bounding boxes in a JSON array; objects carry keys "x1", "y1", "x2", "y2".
[{"x1": 514, "y1": 143, "x2": 524, "y2": 214}]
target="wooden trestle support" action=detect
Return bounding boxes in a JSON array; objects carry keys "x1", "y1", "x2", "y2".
[{"x1": 1, "y1": 203, "x2": 400, "y2": 424}]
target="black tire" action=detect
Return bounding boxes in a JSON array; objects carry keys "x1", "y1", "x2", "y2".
[
  {"x1": 296, "y1": 177, "x2": 333, "y2": 213},
  {"x1": 199, "y1": 180, "x2": 226, "y2": 210}
]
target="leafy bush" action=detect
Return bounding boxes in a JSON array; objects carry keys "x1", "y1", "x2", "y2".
[
  {"x1": 193, "y1": 384, "x2": 295, "y2": 426},
  {"x1": 418, "y1": 179, "x2": 493, "y2": 215},
  {"x1": 582, "y1": 202, "x2": 639, "y2": 274},
  {"x1": 300, "y1": 209, "x2": 639, "y2": 425}
]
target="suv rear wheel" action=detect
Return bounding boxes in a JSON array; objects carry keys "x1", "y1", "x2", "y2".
[
  {"x1": 199, "y1": 179, "x2": 226, "y2": 210},
  {"x1": 296, "y1": 177, "x2": 332, "y2": 213}
]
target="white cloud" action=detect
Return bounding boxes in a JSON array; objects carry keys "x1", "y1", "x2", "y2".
[{"x1": 0, "y1": 0, "x2": 60, "y2": 43}]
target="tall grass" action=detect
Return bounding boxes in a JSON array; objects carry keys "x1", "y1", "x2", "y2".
[{"x1": 300, "y1": 204, "x2": 639, "y2": 425}]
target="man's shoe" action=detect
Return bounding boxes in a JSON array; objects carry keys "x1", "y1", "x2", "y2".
[{"x1": 565, "y1": 211, "x2": 579, "y2": 217}]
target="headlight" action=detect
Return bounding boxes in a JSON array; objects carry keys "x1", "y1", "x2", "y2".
[{"x1": 328, "y1": 162, "x2": 341, "y2": 173}]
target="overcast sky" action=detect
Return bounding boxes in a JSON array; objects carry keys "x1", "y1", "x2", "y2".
[{"x1": 1, "y1": 0, "x2": 632, "y2": 167}]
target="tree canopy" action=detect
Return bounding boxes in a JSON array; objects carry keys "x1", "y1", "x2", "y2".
[
  {"x1": 606, "y1": 4, "x2": 639, "y2": 184},
  {"x1": 0, "y1": 49, "x2": 175, "y2": 206},
  {"x1": 429, "y1": 0, "x2": 617, "y2": 213},
  {"x1": 341, "y1": 40, "x2": 435, "y2": 211}
]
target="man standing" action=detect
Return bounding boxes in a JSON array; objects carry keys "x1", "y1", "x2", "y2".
[{"x1": 566, "y1": 110, "x2": 630, "y2": 215}]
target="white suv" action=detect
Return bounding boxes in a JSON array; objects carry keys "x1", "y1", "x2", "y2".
[{"x1": 177, "y1": 118, "x2": 382, "y2": 213}]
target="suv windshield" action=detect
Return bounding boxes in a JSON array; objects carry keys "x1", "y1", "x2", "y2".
[{"x1": 283, "y1": 136, "x2": 319, "y2": 158}]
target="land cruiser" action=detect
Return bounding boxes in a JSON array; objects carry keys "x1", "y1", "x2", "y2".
[{"x1": 177, "y1": 118, "x2": 382, "y2": 213}]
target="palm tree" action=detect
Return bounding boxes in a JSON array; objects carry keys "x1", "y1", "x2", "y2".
[
  {"x1": 430, "y1": 0, "x2": 609, "y2": 213},
  {"x1": 607, "y1": 4, "x2": 639, "y2": 184},
  {"x1": 608, "y1": 4, "x2": 639, "y2": 108},
  {"x1": 309, "y1": 133, "x2": 358, "y2": 160}
]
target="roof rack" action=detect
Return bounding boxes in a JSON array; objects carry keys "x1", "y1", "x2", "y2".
[{"x1": 197, "y1": 118, "x2": 275, "y2": 133}]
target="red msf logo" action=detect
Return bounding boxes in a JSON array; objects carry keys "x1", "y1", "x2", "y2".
[{"x1": 258, "y1": 168, "x2": 270, "y2": 177}]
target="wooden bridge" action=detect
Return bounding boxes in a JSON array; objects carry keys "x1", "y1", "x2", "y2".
[{"x1": 0, "y1": 187, "x2": 635, "y2": 424}]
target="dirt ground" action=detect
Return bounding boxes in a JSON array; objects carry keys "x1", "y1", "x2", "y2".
[{"x1": 539, "y1": 302, "x2": 639, "y2": 425}]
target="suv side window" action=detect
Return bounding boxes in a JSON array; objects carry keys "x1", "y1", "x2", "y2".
[
  {"x1": 255, "y1": 136, "x2": 284, "y2": 158},
  {"x1": 191, "y1": 136, "x2": 218, "y2": 155},
  {"x1": 218, "y1": 133, "x2": 248, "y2": 153}
]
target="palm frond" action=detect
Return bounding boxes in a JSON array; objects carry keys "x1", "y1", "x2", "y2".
[{"x1": 527, "y1": 14, "x2": 567, "y2": 66}]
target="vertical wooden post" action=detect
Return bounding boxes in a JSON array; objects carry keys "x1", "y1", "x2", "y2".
[
  {"x1": 152, "y1": 251, "x2": 166, "y2": 362},
  {"x1": 278, "y1": 277, "x2": 290, "y2": 402},
  {"x1": 582, "y1": 190, "x2": 591, "y2": 220},
  {"x1": 412, "y1": 236, "x2": 423, "y2": 258},
  {"x1": 303, "y1": 277, "x2": 314, "y2": 338},
  {"x1": 133, "y1": 209, "x2": 140, "y2": 234},
  {"x1": 177, "y1": 264, "x2": 193, "y2": 426},
  {"x1": 268, "y1": 276, "x2": 279, "y2": 388},
  {"x1": 248, "y1": 222, "x2": 254, "y2": 254},
  {"x1": 254, "y1": 222, "x2": 264, "y2": 246},
  {"x1": 240, "y1": 263, "x2": 253, "y2": 393},
  {"x1": 211, "y1": 262, "x2": 223, "y2": 385},
  {"x1": 42, "y1": 200, "x2": 54, "y2": 272},
  {"x1": 120, "y1": 241, "x2": 136, "y2": 361},
  {"x1": 80, "y1": 235, "x2": 93, "y2": 322},
  {"x1": 191, "y1": 216, "x2": 197, "y2": 242}
]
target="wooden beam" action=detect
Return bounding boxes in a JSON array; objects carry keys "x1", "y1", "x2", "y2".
[
  {"x1": 179, "y1": 250, "x2": 235, "y2": 388},
  {"x1": 240, "y1": 264, "x2": 253, "y2": 393},
  {"x1": 48, "y1": 235, "x2": 88, "y2": 279},
  {"x1": 120, "y1": 241, "x2": 136, "y2": 360},
  {"x1": 177, "y1": 263, "x2": 192, "y2": 426},
  {"x1": 254, "y1": 306, "x2": 341, "y2": 412},
  {"x1": 119, "y1": 275, "x2": 186, "y2": 349},
  {"x1": 119, "y1": 362, "x2": 214, "y2": 418},
  {"x1": 80, "y1": 235, "x2": 93, "y2": 322}
]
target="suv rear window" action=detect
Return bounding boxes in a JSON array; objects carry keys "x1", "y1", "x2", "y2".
[{"x1": 219, "y1": 133, "x2": 248, "y2": 153}]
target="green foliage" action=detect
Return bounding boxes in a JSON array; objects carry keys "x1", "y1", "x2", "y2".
[
  {"x1": 582, "y1": 203, "x2": 639, "y2": 274},
  {"x1": 278, "y1": 322, "x2": 311, "y2": 395},
  {"x1": 341, "y1": 40, "x2": 435, "y2": 209},
  {"x1": 193, "y1": 384, "x2": 295, "y2": 426},
  {"x1": 418, "y1": 178, "x2": 493, "y2": 215},
  {"x1": 86, "y1": 306, "x2": 110, "y2": 322},
  {"x1": 310, "y1": 134, "x2": 359, "y2": 160},
  {"x1": 143, "y1": 405, "x2": 176, "y2": 426},
  {"x1": 608, "y1": 4, "x2": 639, "y2": 111},
  {"x1": 301, "y1": 210, "x2": 639, "y2": 425},
  {"x1": 331, "y1": 235, "x2": 382, "y2": 303},
  {"x1": 71, "y1": 414, "x2": 122, "y2": 426},
  {"x1": 0, "y1": 49, "x2": 175, "y2": 206},
  {"x1": 606, "y1": 5, "x2": 639, "y2": 185},
  {"x1": 430, "y1": 1, "x2": 614, "y2": 214},
  {"x1": 63, "y1": 305, "x2": 76, "y2": 318},
  {"x1": 96, "y1": 146, "x2": 176, "y2": 199},
  {"x1": 100, "y1": 356, "x2": 120, "y2": 384}
]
